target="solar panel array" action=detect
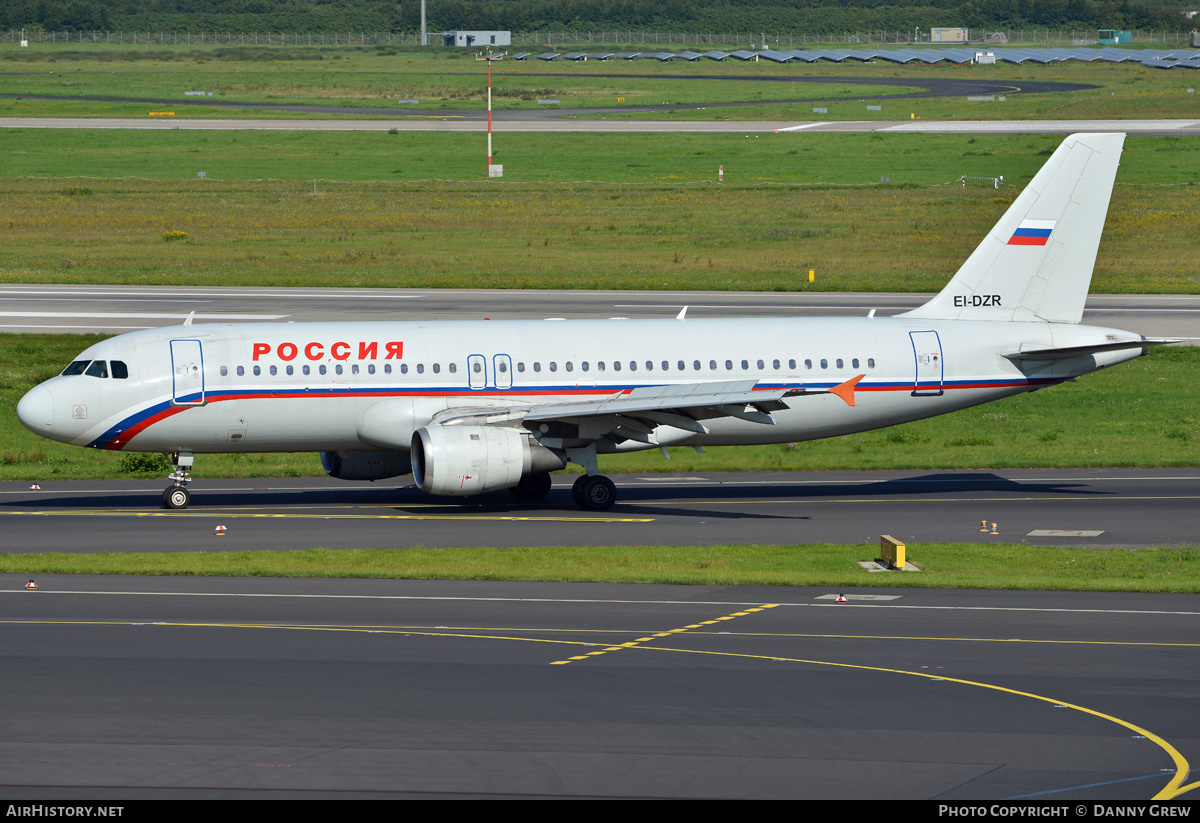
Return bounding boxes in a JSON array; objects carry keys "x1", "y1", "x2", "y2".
[{"x1": 511, "y1": 46, "x2": 1200, "y2": 68}]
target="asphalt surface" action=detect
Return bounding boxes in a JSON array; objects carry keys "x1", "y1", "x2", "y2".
[
  {"x1": 1, "y1": 285, "x2": 1196, "y2": 343},
  {"x1": 2, "y1": 575, "x2": 1197, "y2": 799},
  {"x1": 0, "y1": 76, "x2": 1096, "y2": 120},
  {"x1": 2, "y1": 469, "x2": 1196, "y2": 552}
]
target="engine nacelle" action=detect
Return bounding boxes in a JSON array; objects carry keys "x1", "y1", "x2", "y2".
[
  {"x1": 411, "y1": 425, "x2": 566, "y2": 496},
  {"x1": 320, "y1": 449, "x2": 412, "y2": 481}
]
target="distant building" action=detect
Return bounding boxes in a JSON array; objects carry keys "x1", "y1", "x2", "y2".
[
  {"x1": 931, "y1": 28, "x2": 968, "y2": 44},
  {"x1": 1099, "y1": 30, "x2": 1133, "y2": 44},
  {"x1": 443, "y1": 31, "x2": 511, "y2": 47}
]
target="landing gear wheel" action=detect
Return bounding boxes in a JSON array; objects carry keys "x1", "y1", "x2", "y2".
[
  {"x1": 574, "y1": 475, "x2": 616, "y2": 511},
  {"x1": 511, "y1": 473, "x2": 553, "y2": 500},
  {"x1": 163, "y1": 485, "x2": 191, "y2": 510}
]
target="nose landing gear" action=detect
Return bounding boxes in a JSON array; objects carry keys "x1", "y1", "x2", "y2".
[{"x1": 162, "y1": 451, "x2": 194, "y2": 509}]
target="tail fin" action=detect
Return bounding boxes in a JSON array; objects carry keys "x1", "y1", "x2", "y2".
[{"x1": 903, "y1": 132, "x2": 1124, "y2": 324}]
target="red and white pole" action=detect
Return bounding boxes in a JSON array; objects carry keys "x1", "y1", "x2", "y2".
[{"x1": 487, "y1": 59, "x2": 493, "y2": 172}]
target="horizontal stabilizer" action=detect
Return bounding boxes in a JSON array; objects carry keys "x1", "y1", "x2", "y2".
[{"x1": 1001, "y1": 338, "x2": 1179, "y2": 362}]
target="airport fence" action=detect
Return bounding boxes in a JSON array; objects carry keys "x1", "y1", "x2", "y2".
[{"x1": 3, "y1": 29, "x2": 1197, "y2": 50}]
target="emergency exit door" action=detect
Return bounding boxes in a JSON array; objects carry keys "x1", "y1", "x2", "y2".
[
  {"x1": 170, "y1": 339, "x2": 205, "y2": 405},
  {"x1": 909, "y1": 331, "x2": 944, "y2": 396}
]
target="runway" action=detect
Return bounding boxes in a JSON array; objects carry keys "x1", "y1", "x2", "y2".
[
  {"x1": 2, "y1": 574, "x2": 1197, "y2": 799},
  {"x1": 5, "y1": 116, "x2": 1200, "y2": 135},
  {"x1": 2, "y1": 469, "x2": 1196, "y2": 552},
  {"x1": 1, "y1": 285, "x2": 1196, "y2": 343}
]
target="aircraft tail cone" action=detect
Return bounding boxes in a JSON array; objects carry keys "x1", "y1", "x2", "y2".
[{"x1": 25, "y1": 579, "x2": 37, "y2": 589}]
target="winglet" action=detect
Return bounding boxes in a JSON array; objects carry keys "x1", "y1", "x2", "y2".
[
  {"x1": 182, "y1": 311, "x2": 195, "y2": 327},
  {"x1": 676, "y1": 306, "x2": 688, "y2": 320},
  {"x1": 828, "y1": 374, "x2": 865, "y2": 407}
]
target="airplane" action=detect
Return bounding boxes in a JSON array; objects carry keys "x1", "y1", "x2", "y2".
[{"x1": 16, "y1": 132, "x2": 1175, "y2": 511}]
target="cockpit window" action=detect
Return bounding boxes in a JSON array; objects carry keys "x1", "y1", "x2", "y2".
[
  {"x1": 111, "y1": 361, "x2": 129, "y2": 379},
  {"x1": 62, "y1": 360, "x2": 90, "y2": 376},
  {"x1": 84, "y1": 360, "x2": 109, "y2": 378}
]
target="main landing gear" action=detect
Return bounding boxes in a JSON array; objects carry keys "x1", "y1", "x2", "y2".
[
  {"x1": 162, "y1": 451, "x2": 194, "y2": 509},
  {"x1": 508, "y1": 472, "x2": 617, "y2": 510},
  {"x1": 571, "y1": 475, "x2": 617, "y2": 511}
]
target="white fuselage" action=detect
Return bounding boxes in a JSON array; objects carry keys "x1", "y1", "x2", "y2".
[{"x1": 18, "y1": 315, "x2": 1142, "y2": 457}]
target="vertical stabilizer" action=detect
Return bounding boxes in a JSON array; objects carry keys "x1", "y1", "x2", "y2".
[{"x1": 903, "y1": 133, "x2": 1124, "y2": 324}]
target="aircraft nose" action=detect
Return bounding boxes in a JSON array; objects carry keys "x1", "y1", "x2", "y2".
[{"x1": 17, "y1": 384, "x2": 54, "y2": 433}]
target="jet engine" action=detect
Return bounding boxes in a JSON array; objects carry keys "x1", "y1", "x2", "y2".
[
  {"x1": 320, "y1": 449, "x2": 412, "y2": 481},
  {"x1": 411, "y1": 425, "x2": 566, "y2": 496}
]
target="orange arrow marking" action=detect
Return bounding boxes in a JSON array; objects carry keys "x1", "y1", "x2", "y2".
[{"x1": 828, "y1": 374, "x2": 865, "y2": 407}]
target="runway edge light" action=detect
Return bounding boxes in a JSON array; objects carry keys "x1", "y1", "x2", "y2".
[
  {"x1": 214, "y1": 524, "x2": 227, "y2": 536},
  {"x1": 836, "y1": 593, "x2": 847, "y2": 603},
  {"x1": 25, "y1": 579, "x2": 37, "y2": 589}
]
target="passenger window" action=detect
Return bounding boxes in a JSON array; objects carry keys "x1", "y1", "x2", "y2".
[
  {"x1": 805, "y1": 359, "x2": 812, "y2": 370},
  {"x1": 253, "y1": 365, "x2": 261, "y2": 376},
  {"x1": 693, "y1": 361, "x2": 701, "y2": 371},
  {"x1": 400, "y1": 364, "x2": 408, "y2": 374},
  {"x1": 473, "y1": 361, "x2": 482, "y2": 373},
  {"x1": 85, "y1": 360, "x2": 108, "y2": 378},
  {"x1": 609, "y1": 361, "x2": 617, "y2": 372},
  {"x1": 516, "y1": 362, "x2": 524, "y2": 373},
  {"x1": 449, "y1": 363, "x2": 457, "y2": 374},
  {"x1": 353, "y1": 364, "x2": 361, "y2": 375},
  {"x1": 237, "y1": 366, "x2": 245, "y2": 376},
  {"x1": 820, "y1": 359, "x2": 828, "y2": 369},
  {"x1": 758, "y1": 359, "x2": 765, "y2": 370},
  {"x1": 726, "y1": 360, "x2": 734, "y2": 371},
  {"x1": 61, "y1": 360, "x2": 90, "y2": 376},
  {"x1": 550, "y1": 362, "x2": 557, "y2": 372},
  {"x1": 286, "y1": 365, "x2": 294, "y2": 376},
  {"x1": 598, "y1": 361, "x2": 606, "y2": 372},
  {"x1": 581, "y1": 362, "x2": 589, "y2": 372},
  {"x1": 431, "y1": 363, "x2": 439, "y2": 374},
  {"x1": 677, "y1": 361, "x2": 685, "y2": 370},
  {"x1": 788, "y1": 359, "x2": 796, "y2": 370},
  {"x1": 709, "y1": 360, "x2": 717, "y2": 371},
  {"x1": 303, "y1": 365, "x2": 311, "y2": 376},
  {"x1": 836, "y1": 359, "x2": 844, "y2": 369},
  {"x1": 368, "y1": 364, "x2": 375, "y2": 375},
  {"x1": 416, "y1": 364, "x2": 424, "y2": 374},
  {"x1": 335, "y1": 365, "x2": 343, "y2": 375},
  {"x1": 740, "y1": 360, "x2": 748, "y2": 370},
  {"x1": 270, "y1": 365, "x2": 278, "y2": 376},
  {"x1": 565, "y1": 362, "x2": 574, "y2": 373},
  {"x1": 868, "y1": 358, "x2": 875, "y2": 369},
  {"x1": 111, "y1": 361, "x2": 129, "y2": 379},
  {"x1": 385, "y1": 364, "x2": 392, "y2": 374},
  {"x1": 852, "y1": 358, "x2": 860, "y2": 369},
  {"x1": 220, "y1": 366, "x2": 228, "y2": 377},
  {"x1": 319, "y1": 365, "x2": 327, "y2": 375},
  {"x1": 534, "y1": 362, "x2": 542, "y2": 373}
]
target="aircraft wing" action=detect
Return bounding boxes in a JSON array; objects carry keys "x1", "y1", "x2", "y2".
[{"x1": 433, "y1": 375, "x2": 863, "y2": 444}]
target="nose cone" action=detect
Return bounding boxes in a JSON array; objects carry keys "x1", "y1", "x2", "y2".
[{"x1": 17, "y1": 384, "x2": 54, "y2": 434}]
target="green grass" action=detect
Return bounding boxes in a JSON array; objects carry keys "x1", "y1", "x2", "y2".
[
  {"x1": 1, "y1": 336, "x2": 1196, "y2": 481},
  {"x1": 3, "y1": 543, "x2": 1198, "y2": 592},
  {"x1": 1, "y1": 132, "x2": 1198, "y2": 293},
  {"x1": 4, "y1": 46, "x2": 1200, "y2": 121}
]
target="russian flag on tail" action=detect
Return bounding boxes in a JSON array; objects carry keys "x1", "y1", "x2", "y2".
[{"x1": 1008, "y1": 219, "x2": 1056, "y2": 246}]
